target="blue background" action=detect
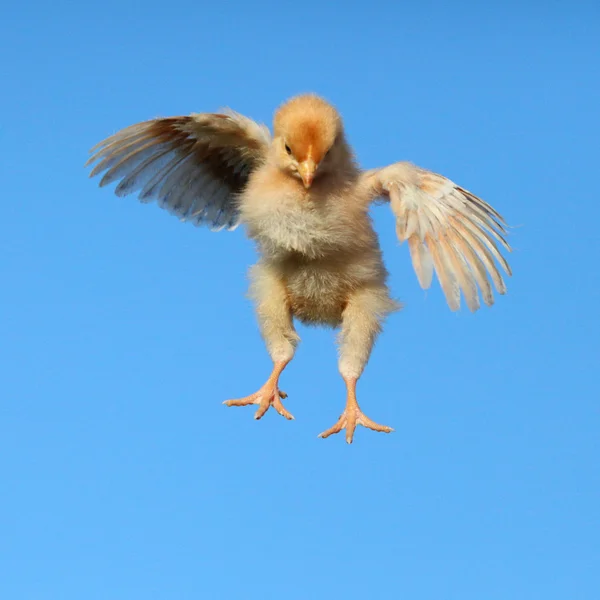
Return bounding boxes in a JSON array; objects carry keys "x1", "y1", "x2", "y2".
[{"x1": 2, "y1": 1, "x2": 599, "y2": 598}]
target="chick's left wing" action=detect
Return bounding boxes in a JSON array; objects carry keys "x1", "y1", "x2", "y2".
[
  {"x1": 86, "y1": 110, "x2": 271, "y2": 230},
  {"x1": 362, "y1": 162, "x2": 512, "y2": 312}
]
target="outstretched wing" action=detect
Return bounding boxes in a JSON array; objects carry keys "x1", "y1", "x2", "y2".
[
  {"x1": 364, "y1": 162, "x2": 512, "y2": 312},
  {"x1": 86, "y1": 110, "x2": 271, "y2": 230}
]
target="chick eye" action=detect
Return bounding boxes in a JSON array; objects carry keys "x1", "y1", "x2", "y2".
[{"x1": 285, "y1": 144, "x2": 292, "y2": 155}]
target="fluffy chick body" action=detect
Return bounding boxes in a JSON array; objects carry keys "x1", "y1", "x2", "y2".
[
  {"x1": 239, "y1": 96, "x2": 398, "y2": 394},
  {"x1": 237, "y1": 95, "x2": 400, "y2": 387},
  {"x1": 241, "y1": 162, "x2": 397, "y2": 327}
]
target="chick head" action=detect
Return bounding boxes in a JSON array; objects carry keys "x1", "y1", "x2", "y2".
[{"x1": 273, "y1": 94, "x2": 344, "y2": 189}]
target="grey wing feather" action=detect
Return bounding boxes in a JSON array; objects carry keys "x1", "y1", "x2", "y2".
[{"x1": 86, "y1": 112, "x2": 270, "y2": 231}]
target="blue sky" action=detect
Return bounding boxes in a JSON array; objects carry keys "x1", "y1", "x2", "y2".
[{"x1": 1, "y1": 1, "x2": 599, "y2": 598}]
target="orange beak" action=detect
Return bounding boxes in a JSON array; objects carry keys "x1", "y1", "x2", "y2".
[{"x1": 298, "y1": 158, "x2": 317, "y2": 189}]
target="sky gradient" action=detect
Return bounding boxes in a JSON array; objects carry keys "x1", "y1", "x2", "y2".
[{"x1": 1, "y1": 1, "x2": 599, "y2": 599}]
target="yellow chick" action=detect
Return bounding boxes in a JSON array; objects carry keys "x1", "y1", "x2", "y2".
[{"x1": 87, "y1": 94, "x2": 511, "y2": 443}]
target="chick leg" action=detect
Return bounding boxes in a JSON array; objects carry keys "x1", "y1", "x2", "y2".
[
  {"x1": 223, "y1": 263, "x2": 299, "y2": 421},
  {"x1": 319, "y1": 286, "x2": 397, "y2": 443}
]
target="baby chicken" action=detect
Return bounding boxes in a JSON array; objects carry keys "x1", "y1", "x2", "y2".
[{"x1": 87, "y1": 94, "x2": 511, "y2": 443}]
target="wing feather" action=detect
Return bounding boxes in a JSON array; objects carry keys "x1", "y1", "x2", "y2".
[
  {"x1": 426, "y1": 233, "x2": 461, "y2": 310},
  {"x1": 407, "y1": 236, "x2": 434, "y2": 289},
  {"x1": 449, "y1": 229, "x2": 495, "y2": 307},
  {"x1": 450, "y1": 218, "x2": 507, "y2": 295},
  {"x1": 440, "y1": 233, "x2": 480, "y2": 312}
]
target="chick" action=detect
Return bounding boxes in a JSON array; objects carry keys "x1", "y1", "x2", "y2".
[{"x1": 87, "y1": 94, "x2": 511, "y2": 443}]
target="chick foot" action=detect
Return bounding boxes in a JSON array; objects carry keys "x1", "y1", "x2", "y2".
[
  {"x1": 223, "y1": 361, "x2": 293, "y2": 421},
  {"x1": 318, "y1": 378, "x2": 393, "y2": 444},
  {"x1": 224, "y1": 385, "x2": 293, "y2": 420}
]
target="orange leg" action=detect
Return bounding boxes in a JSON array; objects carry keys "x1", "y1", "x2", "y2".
[
  {"x1": 318, "y1": 377, "x2": 393, "y2": 444},
  {"x1": 223, "y1": 360, "x2": 293, "y2": 420}
]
